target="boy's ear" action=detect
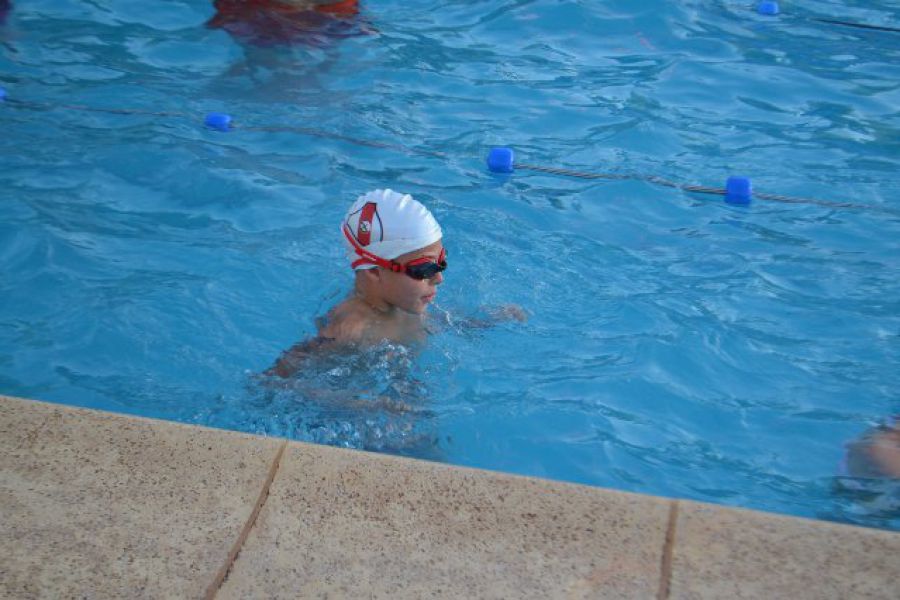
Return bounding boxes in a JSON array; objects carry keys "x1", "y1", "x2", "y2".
[{"x1": 360, "y1": 268, "x2": 381, "y2": 282}]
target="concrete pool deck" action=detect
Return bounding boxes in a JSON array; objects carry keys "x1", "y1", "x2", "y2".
[{"x1": 1, "y1": 394, "x2": 897, "y2": 599}]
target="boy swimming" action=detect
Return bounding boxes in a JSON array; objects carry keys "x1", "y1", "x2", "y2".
[
  {"x1": 267, "y1": 189, "x2": 446, "y2": 377},
  {"x1": 328, "y1": 188, "x2": 445, "y2": 344}
]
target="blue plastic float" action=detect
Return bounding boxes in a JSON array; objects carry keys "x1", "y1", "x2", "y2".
[
  {"x1": 204, "y1": 112, "x2": 233, "y2": 132},
  {"x1": 757, "y1": 1, "x2": 780, "y2": 16}
]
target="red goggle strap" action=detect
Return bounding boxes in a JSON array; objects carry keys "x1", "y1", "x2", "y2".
[{"x1": 342, "y1": 224, "x2": 402, "y2": 272}]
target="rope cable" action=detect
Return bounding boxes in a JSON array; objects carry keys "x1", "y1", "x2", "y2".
[{"x1": 3, "y1": 96, "x2": 896, "y2": 216}]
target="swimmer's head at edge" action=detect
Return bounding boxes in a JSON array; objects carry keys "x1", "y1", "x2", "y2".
[{"x1": 844, "y1": 418, "x2": 900, "y2": 480}]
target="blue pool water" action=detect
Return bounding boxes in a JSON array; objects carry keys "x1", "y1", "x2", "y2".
[{"x1": 2, "y1": 0, "x2": 899, "y2": 530}]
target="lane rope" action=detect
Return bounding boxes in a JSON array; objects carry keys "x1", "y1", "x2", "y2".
[
  {"x1": 754, "y1": 1, "x2": 900, "y2": 33},
  {"x1": 2, "y1": 90, "x2": 895, "y2": 215}
]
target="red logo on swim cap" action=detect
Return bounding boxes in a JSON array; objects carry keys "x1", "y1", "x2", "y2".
[{"x1": 357, "y1": 202, "x2": 377, "y2": 246}]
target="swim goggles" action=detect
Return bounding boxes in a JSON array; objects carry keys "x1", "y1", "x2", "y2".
[{"x1": 342, "y1": 224, "x2": 447, "y2": 280}]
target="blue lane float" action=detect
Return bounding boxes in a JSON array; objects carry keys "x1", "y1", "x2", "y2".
[
  {"x1": 725, "y1": 176, "x2": 753, "y2": 205},
  {"x1": 487, "y1": 147, "x2": 515, "y2": 173},
  {"x1": 757, "y1": 1, "x2": 780, "y2": 16},
  {"x1": 204, "y1": 112, "x2": 232, "y2": 132},
  {"x1": 0, "y1": 87, "x2": 6, "y2": 102}
]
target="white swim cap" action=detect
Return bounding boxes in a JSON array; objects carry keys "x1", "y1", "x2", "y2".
[{"x1": 342, "y1": 189, "x2": 442, "y2": 270}]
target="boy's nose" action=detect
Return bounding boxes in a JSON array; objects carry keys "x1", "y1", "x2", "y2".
[{"x1": 431, "y1": 271, "x2": 443, "y2": 285}]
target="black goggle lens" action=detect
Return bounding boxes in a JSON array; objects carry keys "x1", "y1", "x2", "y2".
[{"x1": 405, "y1": 260, "x2": 447, "y2": 281}]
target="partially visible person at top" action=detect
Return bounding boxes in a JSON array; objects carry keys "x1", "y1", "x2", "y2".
[
  {"x1": 267, "y1": 189, "x2": 525, "y2": 378},
  {"x1": 0, "y1": 0, "x2": 11, "y2": 26},
  {"x1": 207, "y1": 0, "x2": 362, "y2": 46}
]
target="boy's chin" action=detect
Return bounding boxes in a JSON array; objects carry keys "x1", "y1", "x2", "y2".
[{"x1": 396, "y1": 302, "x2": 428, "y2": 315}]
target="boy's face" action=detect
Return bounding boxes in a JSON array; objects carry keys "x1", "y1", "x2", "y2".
[{"x1": 378, "y1": 240, "x2": 445, "y2": 314}]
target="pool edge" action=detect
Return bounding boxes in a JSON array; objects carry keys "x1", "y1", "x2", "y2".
[{"x1": 1, "y1": 394, "x2": 897, "y2": 599}]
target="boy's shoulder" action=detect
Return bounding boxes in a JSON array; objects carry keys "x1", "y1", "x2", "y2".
[{"x1": 319, "y1": 298, "x2": 371, "y2": 344}]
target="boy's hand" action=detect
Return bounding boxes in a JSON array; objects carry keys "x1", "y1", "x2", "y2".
[{"x1": 489, "y1": 304, "x2": 528, "y2": 323}]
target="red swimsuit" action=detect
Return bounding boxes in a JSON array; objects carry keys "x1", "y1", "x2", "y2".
[{"x1": 208, "y1": 0, "x2": 360, "y2": 45}]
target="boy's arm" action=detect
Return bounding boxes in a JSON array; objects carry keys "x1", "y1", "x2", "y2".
[
  {"x1": 264, "y1": 335, "x2": 337, "y2": 378},
  {"x1": 265, "y1": 310, "x2": 369, "y2": 378},
  {"x1": 450, "y1": 304, "x2": 528, "y2": 330}
]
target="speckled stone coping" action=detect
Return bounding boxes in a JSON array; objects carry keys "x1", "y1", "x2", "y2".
[{"x1": 1, "y1": 395, "x2": 897, "y2": 599}]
